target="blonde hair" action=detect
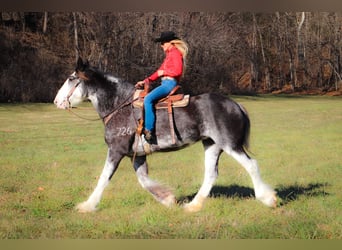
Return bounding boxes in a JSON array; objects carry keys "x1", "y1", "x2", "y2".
[{"x1": 171, "y1": 39, "x2": 189, "y2": 76}]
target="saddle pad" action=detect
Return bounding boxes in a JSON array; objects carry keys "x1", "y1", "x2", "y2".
[{"x1": 132, "y1": 89, "x2": 190, "y2": 109}]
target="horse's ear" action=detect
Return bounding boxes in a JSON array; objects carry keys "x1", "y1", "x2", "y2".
[
  {"x1": 76, "y1": 57, "x2": 90, "y2": 71},
  {"x1": 75, "y1": 57, "x2": 90, "y2": 80},
  {"x1": 76, "y1": 57, "x2": 84, "y2": 72}
]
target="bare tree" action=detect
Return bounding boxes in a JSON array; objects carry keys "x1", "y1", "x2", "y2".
[
  {"x1": 42, "y1": 12, "x2": 48, "y2": 33},
  {"x1": 295, "y1": 12, "x2": 306, "y2": 88},
  {"x1": 72, "y1": 12, "x2": 79, "y2": 63}
]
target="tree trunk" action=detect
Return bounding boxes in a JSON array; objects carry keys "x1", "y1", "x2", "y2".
[
  {"x1": 296, "y1": 12, "x2": 305, "y2": 88},
  {"x1": 72, "y1": 12, "x2": 79, "y2": 63},
  {"x1": 250, "y1": 13, "x2": 257, "y2": 90},
  {"x1": 253, "y1": 14, "x2": 271, "y2": 91},
  {"x1": 42, "y1": 12, "x2": 48, "y2": 33}
]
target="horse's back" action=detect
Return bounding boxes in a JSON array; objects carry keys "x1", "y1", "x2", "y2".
[
  {"x1": 188, "y1": 92, "x2": 246, "y2": 119},
  {"x1": 183, "y1": 92, "x2": 250, "y2": 150}
]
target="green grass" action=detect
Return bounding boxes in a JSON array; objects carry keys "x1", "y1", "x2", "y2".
[{"x1": 0, "y1": 95, "x2": 341, "y2": 239}]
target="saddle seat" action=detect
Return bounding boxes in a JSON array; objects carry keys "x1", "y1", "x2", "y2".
[
  {"x1": 132, "y1": 88, "x2": 190, "y2": 109},
  {"x1": 132, "y1": 86, "x2": 190, "y2": 146}
]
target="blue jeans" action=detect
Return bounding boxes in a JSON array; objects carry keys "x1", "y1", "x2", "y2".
[{"x1": 144, "y1": 78, "x2": 177, "y2": 131}]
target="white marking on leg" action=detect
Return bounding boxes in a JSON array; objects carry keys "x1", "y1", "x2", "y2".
[
  {"x1": 184, "y1": 143, "x2": 221, "y2": 212},
  {"x1": 227, "y1": 149, "x2": 277, "y2": 207},
  {"x1": 76, "y1": 150, "x2": 115, "y2": 213}
]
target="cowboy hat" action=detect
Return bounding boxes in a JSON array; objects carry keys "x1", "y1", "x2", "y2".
[{"x1": 154, "y1": 31, "x2": 179, "y2": 43}]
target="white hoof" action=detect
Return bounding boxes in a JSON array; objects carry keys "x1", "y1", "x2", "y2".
[
  {"x1": 255, "y1": 185, "x2": 277, "y2": 208},
  {"x1": 259, "y1": 193, "x2": 277, "y2": 208},
  {"x1": 183, "y1": 196, "x2": 205, "y2": 213},
  {"x1": 75, "y1": 201, "x2": 97, "y2": 213},
  {"x1": 183, "y1": 201, "x2": 203, "y2": 213},
  {"x1": 161, "y1": 195, "x2": 176, "y2": 208}
]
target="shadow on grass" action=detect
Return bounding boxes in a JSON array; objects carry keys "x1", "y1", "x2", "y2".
[
  {"x1": 233, "y1": 94, "x2": 320, "y2": 100},
  {"x1": 178, "y1": 183, "x2": 329, "y2": 206},
  {"x1": 275, "y1": 182, "x2": 330, "y2": 205}
]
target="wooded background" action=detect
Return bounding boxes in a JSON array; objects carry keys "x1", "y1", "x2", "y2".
[{"x1": 0, "y1": 12, "x2": 341, "y2": 102}]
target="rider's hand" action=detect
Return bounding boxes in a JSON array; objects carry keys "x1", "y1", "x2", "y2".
[
  {"x1": 157, "y1": 70, "x2": 164, "y2": 77},
  {"x1": 135, "y1": 81, "x2": 145, "y2": 89}
]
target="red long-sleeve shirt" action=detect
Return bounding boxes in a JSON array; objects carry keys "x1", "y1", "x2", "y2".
[{"x1": 144, "y1": 46, "x2": 183, "y2": 84}]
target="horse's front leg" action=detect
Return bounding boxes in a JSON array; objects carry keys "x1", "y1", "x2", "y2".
[
  {"x1": 76, "y1": 149, "x2": 123, "y2": 213},
  {"x1": 133, "y1": 155, "x2": 176, "y2": 207}
]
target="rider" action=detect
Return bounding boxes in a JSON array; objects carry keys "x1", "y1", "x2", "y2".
[{"x1": 135, "y1": 31, "x2": 188, "y2": 144}]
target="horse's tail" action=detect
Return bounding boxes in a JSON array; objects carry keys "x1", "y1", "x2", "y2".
[{"x1": 237, "y1": 103, "x2": 251, "y2": 152}]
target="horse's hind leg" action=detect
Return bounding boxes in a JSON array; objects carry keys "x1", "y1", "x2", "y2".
[
  {"x1": 227, "y1": 148, "x2": 277, "y2": 208},
  {"x1": 133, "y1": 155, "x2": 176, "y2": 207},
  {"x1": 183, "y1": 139, "x2": 222, "y2": 212}
]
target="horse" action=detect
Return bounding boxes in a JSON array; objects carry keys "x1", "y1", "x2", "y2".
[{"x1": 54, "y1": 57, "x2": 277, "y2": 213}]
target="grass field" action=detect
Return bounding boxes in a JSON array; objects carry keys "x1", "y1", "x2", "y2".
[{"x1": 0, "y1": 95, "x2": 341, "y2": 239}]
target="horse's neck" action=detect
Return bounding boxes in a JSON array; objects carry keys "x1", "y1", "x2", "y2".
[{"x1": 89, "y1": 82, "x2": 134, "y2": 119}]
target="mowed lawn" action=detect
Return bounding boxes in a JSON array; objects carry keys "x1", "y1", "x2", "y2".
[{"x1": 0, "y1": 95, "x2": 341, "y2": 239}]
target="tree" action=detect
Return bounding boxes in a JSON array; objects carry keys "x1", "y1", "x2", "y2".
[
  {"x1": 43, "y1": 12, "x2": 48, "y2": 33},
  {"x1": 1, "y1": 12, "x2": 341, "y2": 103},
  {"x1": 72, "y1": 12, "x2": 79, "y2": 63}
]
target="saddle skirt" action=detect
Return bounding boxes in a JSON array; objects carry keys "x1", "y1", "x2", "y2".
[{"x1": 132, "y1": 89, "x2": 190, "y2": 109}]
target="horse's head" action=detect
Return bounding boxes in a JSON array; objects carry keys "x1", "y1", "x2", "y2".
[{"x1": 54, "y1": 57, "x2": 90, "y2": 109}]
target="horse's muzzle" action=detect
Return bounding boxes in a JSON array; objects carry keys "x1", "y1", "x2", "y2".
[{"x1": 54, "y1": 98, "x2": 70, "y2": 110}]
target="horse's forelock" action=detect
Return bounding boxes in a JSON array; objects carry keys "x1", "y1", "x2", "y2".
[{"x1": 76, "y1": 71, "x2": 90, "y2": 81}]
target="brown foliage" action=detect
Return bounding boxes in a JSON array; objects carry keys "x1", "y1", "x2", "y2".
[{"x1": 0, "y1": 12, "x2": 341, "y2": 102}]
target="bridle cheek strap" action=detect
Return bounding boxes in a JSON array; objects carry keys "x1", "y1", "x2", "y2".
[{"x1": 64, "y1": 80, "x2": 82, "y2": 108}]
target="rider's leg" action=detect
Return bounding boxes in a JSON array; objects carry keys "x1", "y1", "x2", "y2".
[{"x1": 143, "y1": 79, "x2": 177, "y2": 136}]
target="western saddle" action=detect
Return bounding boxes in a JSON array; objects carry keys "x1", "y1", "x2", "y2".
[{"x1": 133, "y1": 84, "x2": 190, "y2": 144}]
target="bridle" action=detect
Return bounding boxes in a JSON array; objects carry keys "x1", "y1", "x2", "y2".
[
  {"x1": 63, "y1": 74, "x2": 139, "y2": 125},
  {"x1": 64, "y1": 75, "x2": 83, "y2": 109},
  {"x1": 61, "y1": 74, "x2": 102, "y2": 122}
]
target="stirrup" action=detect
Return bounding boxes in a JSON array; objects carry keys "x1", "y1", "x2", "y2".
[
  {"x1": 142, "y1": 130, "x2": 153, "y2": 154},
  {"x1": 143, "y1": 129, "x2": 153, "y2": 144}
]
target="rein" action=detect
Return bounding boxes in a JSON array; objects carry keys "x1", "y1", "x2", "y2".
[
  {"x1": 65, "y1": 76, "x2": 139, "y2": 125},
  {"x1": 102, "y1": 93, "x2": 139, "y2": 125},
  {"x1": 67, "y1": 108, "x2": 102, "y2": 122}
]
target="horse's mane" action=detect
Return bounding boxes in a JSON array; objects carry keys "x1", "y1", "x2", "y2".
[{"x1": 84, "y1": 66, "x2": 134, "y2": 91}]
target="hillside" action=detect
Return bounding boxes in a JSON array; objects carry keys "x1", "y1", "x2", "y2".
[{"x1": 0, "y1": 12, "x2": 341, "y2": 102}]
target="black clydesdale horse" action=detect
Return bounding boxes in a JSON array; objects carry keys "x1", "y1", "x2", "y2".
[{"x1": 54, "y1": 58, "x2": 277, "y2": 212}]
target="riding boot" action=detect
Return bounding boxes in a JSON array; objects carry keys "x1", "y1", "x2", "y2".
[{"x1": 143, "y1": 129, "x2": 154, "y2": 144}]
